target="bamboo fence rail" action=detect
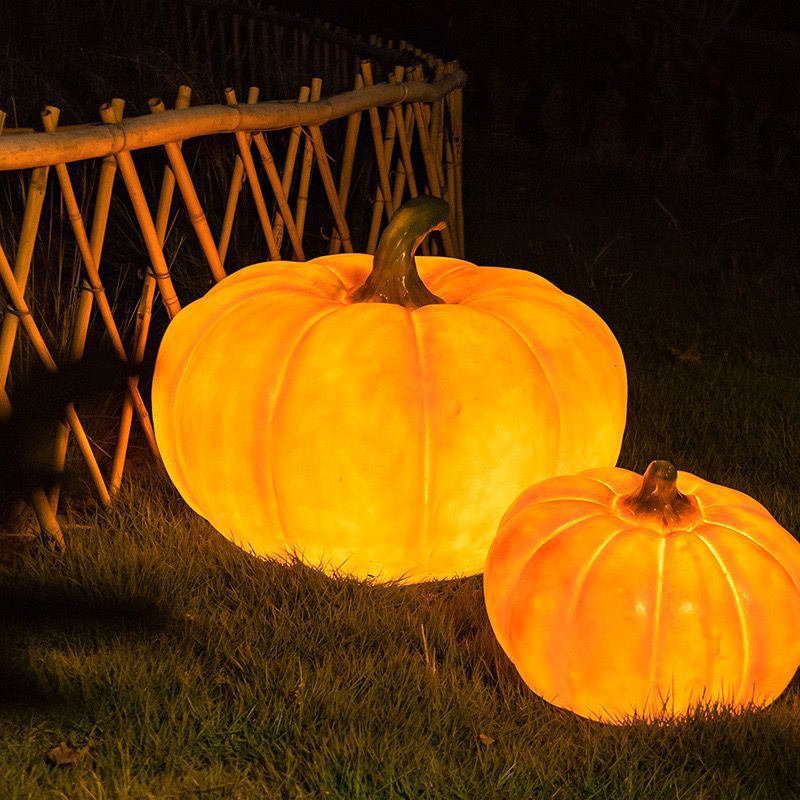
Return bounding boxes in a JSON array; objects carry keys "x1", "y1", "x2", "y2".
[{"x1": 0, "y1": 0, "x2": 466, "y2": 544}]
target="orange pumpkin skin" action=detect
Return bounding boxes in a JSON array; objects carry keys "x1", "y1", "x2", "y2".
[
  {"x1": 152, "y1": 252, "x2": 625, "y2": 583},
  {"x1": 485, "y1": 463, "x2": 800, "y2": 722}
]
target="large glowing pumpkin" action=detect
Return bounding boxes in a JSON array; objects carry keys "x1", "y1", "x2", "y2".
[
  {"x1": 152, "y1": 197, "x2": 626, "y2": 582},
  {"x1": 485, "y1": 460, "x2": 800, "y2": 722}
]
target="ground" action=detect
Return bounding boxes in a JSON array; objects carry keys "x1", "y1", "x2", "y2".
[{"x1": 0, "y1": 127, "x2": 799, "y2": 798}]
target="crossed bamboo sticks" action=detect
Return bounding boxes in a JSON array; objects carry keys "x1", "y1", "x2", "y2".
[{"x1": 0, "y1": 55, "x2": 464, "y2": 546}]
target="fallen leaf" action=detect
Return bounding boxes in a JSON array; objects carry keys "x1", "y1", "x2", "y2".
[
  {"x1": 46, "y1": 742, "x2": 90, "y2": 767},
  {"x1": 478, "y1": 733, "x2": 495, "y2": 746}
]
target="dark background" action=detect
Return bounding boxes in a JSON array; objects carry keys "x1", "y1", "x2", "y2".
[{"x1": 5, "y1": 0, "x2": 800, "y2": 179}]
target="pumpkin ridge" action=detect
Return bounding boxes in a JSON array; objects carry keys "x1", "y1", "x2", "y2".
[
  {"x1": 408, "y1": 311, "x2": 433, "y2": 569},
  {"x1": 416, "y1": 259, "x2": 474, "y2": 297},
  {"x1": 463, "y1": 305, "x2": 562, "y2": 470},
  {"x1": 465, "y1": 287, "x2": 624, "y2": 374},
  {"x1": 700, "y1": 520, "x2": 800, "y2": 606},
  {"x1": 647, "y1": 536, "x2": 668, "y2": 713},
  {"x1": 262, "y1": 305, "x2": 346, "y2": 551},
  {"x1": 504, "y1": 511, "x2": 609, "y2": 658},
  {"x1": 164, "y1": 289, "x2": 292, "y2": 515},
  {"x1": 561, "y1": 523, "x2": 629, "y2": 705},
  {"x1": 692, "y1": 531, "x2": 752, "y2": 705},
  {"x1": 306, "y1": 257, "x2": 364, "y2": 291}
]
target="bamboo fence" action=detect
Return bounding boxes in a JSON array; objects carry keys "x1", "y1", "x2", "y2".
[{"x1": 0, "y1": 0, "x2": 466, "y2": 544}]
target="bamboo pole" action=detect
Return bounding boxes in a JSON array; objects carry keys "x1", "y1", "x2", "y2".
[
  {"x1": 217, "y1": 85, "x2": 260, "y2": 267},
  {"x1": 389, "y1": 66, "x2": 419, "y2": 200},
  {"x1": 0, "y1": 71, "x2": 468, "y2": 170},
  {"x1": 109, "y1": 87, "x2": 192, "y2": 493},
  {"x1": 294, "y1": 78, "x2": 322, "y2": 241},
  {"x1": 41, "y1": 107, "x2": 159, "y2": 461},
  {"x1": 368, "y1": 69, "x2": 403, "y2": 253},
  {"x1": 0, "y1": 165, "x2": 49, "y2": 390},
  {"x1": 250, "y1": 115, "x2": 306, "y2": 259},
  {"x1": 49, "y1": 97, "x2": 124, "y2": 510},
  {"x1": 98, "y1": 102, "x2": 181, "y2": 318},
  {"x1": 224, "y1": 88, "x2": 280, "y2": 260},
  {"x1": 148, "y1": 97, "x2": 226, "y2": 283},
  {"x1": 0, "y1": 240, "x2": 110, "y2": 506},
  {"x1": 360, "y1": 60, "x2": 395, "y2": 233},
  {"x1": 329, "y1": 73, "x2": 363, "y2": 255},
  {"x1": 411, "y1": 98, "x2": 456, "y2": 257},
  {"x1": 273, "y1": 85, "x2": 310, "y2": 250},
  {"x1": 307, "y1": 104, "x2": 354, "y2": 254}
]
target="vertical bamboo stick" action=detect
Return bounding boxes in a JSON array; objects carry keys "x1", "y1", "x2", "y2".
[
  {"x1": 360, "y1": 61, "x2": 395, "y2": 228},
  {"x1": 411, "y1": 97, "x2": 457, "y2": 257},
  {"x1": 329, "y1": 73, "x2": 363, "y2": 255},
  {"x1": 0, "y1": 240, "x2": 110, "y2": 506},
  {"x1": 99, "y1": 102, "x2": 181, "y2": 318},
  {"x1": 308, "y1": 115, "x2": 353, "y2": 254},
  {"x1": 251, "y1": 120, "x2": 306, "y2": 260},
  {"x1": 217, "y1": 85, "x2": 259, "y2": 267},
  {"x1": 294, "y1": 78, "x2": 322, "y2": 241},
  {"x1": 273, "y1": 85, "x2": 310, "y2": 250},
  {"x1": 41, "y1": 108, "x2": 159, "y2": 462},
  {"x1": 49, "y1": 97, "x2": 124, "y2": 510},
  {"x1": 388, "y1": 65, "x2": 419, "y2": 202},
  {"x1": 0, "y1": 165, "x2": 49, "y2": 391},
  {"x1": 109, "y1": 88, "x2": 191, "y2": 493},
  {"x1": 224, "y1": 88, "x2": 280, "y2": 260},
  {"x1": 366, "y1": 71, "x2": 400, "y2": 254},
  {"x1": 148, "y1": 97, "x2": 226, "y2": 283}
]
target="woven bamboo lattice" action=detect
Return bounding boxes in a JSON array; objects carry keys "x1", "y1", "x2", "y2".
[{"x1": 0, "y1": 0, "x2": 466, "y2": 546}]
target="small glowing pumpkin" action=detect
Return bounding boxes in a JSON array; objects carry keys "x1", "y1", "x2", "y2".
[
  {"x1": 485, "y1": 460, "x2": 800, "y2": 722},
  {"x1": 152, "y1": 197, "x2": 626, "y2": 582}
]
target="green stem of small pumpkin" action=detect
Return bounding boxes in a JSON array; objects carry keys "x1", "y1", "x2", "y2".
[
  {"x1": 620, "y1": 459, "x2": 698, "y2": 526},
  {"x1": 350, "y1": 195, "x2": 450, "y2": 309}
]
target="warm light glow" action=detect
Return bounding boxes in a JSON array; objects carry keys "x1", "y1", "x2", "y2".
[
  {"x1": 152, "y1": 253, "x2": 626, "y2": 582},
  {"x1": 484, "y1": 463, "x2": 800, "y2": 722}
]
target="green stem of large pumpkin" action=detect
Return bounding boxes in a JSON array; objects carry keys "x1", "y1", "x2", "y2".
[
  {"x1": 350, "y1": 196, "x2": 450, "y2": 308},
  {"x1": 619, "y1": 460, "x2": 698, "y2": 526}
]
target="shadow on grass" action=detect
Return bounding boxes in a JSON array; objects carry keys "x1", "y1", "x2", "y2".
[{"x1": 0, "y1": 581, "x2": 167, "y2": 712}]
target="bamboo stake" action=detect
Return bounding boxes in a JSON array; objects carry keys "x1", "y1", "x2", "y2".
[
  {"x1": 273, "y1": 85, "x2": 310, "y2": 250},
  {"x1": 49, "y1": 97, "x2": 124, "y2": 510},
  {"x1": 389, "y1": 66, "x2": 419, "y2": 200},
  {"x1": 251, "y1": 116, "x2": 305, "y2": 259},
  {"x1": 329, "y1": 73, "x2": 363, "y2": 255},
  {"x1": 294, "y1": 78, "x2": 322, "y2": 241},
  {"x1": 41, "y1": 107, "x2": 159, "y2": 460},
  {"x1": 410, "y1": 96, "x2": 456, "y2": 257},
  {"x1": 307, "y1": 107, "x2": 353, "y2": 254},
  {"x1": 0, "y1": 240, "x2": 110, "y2": 506},
  {"x1": 0, "y1": 165, "x2": 49, "y2": 391},
  {"x1": 366, "y1": 71, "x2": 400, "y2": 254},
  {"x1": 98, "y1": 102, "x2": 181, "y2": 318},
  {"x1": 109, "y1": 88, "x2": 191, "y2": 493},
  {"x1": 148, "y1": 97, "x2": 226, "y2": 283},
  {"x1": 218, "y1": 85, "x2": 259, "y2": 267},
  {"x1": 360, "y1": 61, "x2": 395, "y2": 229},
  {"x1": 451, "y1": 60, "x2": 465, "y2": 257},
  {"x1": 224, "y1": 88, "x2": 280, "y2": 260},
  {"x1": 390, "y1": 98, "x2": 417, "y2": 213}
]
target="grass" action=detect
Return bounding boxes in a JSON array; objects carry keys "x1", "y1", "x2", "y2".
[{"x1": 2, "y1": 124, "x2": 800, "y2": 799}]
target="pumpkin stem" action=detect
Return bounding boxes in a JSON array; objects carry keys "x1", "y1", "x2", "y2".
[
  {"x1": 350, "y1": 196, "x2": 449, "y2": 309},
  {"x1": 619, "y1": 460, "x2": 698, "y2": 526}
]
